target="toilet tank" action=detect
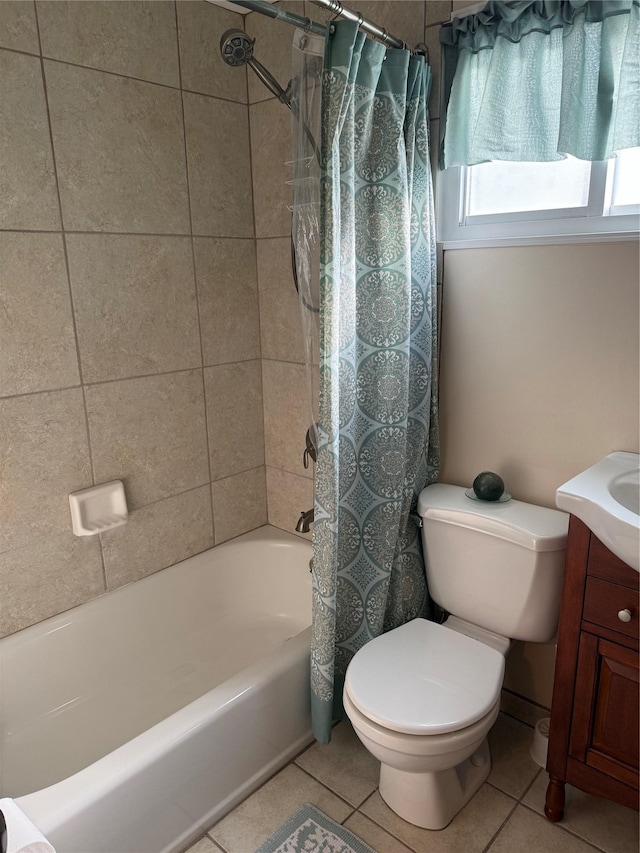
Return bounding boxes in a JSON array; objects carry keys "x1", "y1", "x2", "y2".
[{"x1": 417, "y1": 484, "x2": 569, "y2": 643}]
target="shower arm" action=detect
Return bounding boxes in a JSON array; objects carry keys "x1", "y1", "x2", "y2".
[
  {"x1": 248, "y1": 56, "x2": 292, "y2": 107},
  {"x1": 225, "y1": 0, "x2": 424, "y2": 54}
]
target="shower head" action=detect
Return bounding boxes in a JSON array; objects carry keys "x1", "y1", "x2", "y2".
[
  {"x1": 220, "y1": 29, "x2": 255, "y2": 67},
  {"x1": 219, "y1": 28, "x2": 292, "y2": 108}
]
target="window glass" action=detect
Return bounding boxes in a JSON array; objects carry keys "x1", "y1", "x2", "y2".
[
  {"x1": 611, "y1": 147, "x2": 640, "y2": 208},
  {"x1": 466, "y1": 158, "x2": 592, "y2": 217}
]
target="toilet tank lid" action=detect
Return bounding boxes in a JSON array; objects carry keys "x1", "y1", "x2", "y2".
[{"x1": 418, "y1": 484, "x2": 569, "y2": 552}]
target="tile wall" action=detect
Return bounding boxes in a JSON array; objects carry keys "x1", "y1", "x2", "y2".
[
  {"x1": 1, "y1": 0, "x2": 452, "y2": 638},
  {"x1": 0, "y1": 0, "x2": 267, "y2": 637}
]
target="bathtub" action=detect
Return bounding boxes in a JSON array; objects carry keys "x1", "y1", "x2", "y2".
[{"x1": 0, "y1": 526, "x2": 313, "y2": 853}]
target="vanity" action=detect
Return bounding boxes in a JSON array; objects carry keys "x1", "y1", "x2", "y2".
[{"x1": 545, "y1": 452, "x2": 640, "y2": 820}]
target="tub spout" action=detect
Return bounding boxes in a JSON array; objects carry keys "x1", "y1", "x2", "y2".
[{"x1": 295, "y1": 508, "x2": 314, "y2": 533}]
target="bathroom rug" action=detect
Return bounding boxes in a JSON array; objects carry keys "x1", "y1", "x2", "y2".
[{"x1": 255, "y1": 803, "x2": 377, "y2": 853}]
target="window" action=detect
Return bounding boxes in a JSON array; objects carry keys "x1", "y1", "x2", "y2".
[{"x1": 437, "y1": 149, "x2": 640, "y2": 248}]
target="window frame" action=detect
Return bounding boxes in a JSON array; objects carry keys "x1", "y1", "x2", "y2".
[{"x1": 437, "y1": 157, "x2": 640, "y2": 249}]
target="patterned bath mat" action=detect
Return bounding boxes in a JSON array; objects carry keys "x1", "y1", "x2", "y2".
[{"x1": 255, "y1": 803, "x2": 377, "y2": 853}]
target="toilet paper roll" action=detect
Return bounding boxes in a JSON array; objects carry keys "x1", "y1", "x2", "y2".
[
  {"x1": 529, "y1": 717, "x2": 550, "y2": 768},
  {"x1": 0, "y1": 799, "x2": 56, "y2": 853}
]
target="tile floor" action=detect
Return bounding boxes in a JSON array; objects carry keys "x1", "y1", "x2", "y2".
[{"x1": 184, "y1": 712, "x2": 638, "y2": 853}]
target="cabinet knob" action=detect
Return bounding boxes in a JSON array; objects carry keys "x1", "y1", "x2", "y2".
[{"x1": 617, "y1": 609, "x2": 632, "y2": 623}]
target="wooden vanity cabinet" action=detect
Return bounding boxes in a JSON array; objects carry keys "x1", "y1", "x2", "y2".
[{"x1": 545, "y1": 515, "x2": 639, "y2": 821}]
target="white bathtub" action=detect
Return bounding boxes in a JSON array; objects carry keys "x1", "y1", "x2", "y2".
[{"x1": 0, "y1": 526, "x2": 313, "y2": 853}]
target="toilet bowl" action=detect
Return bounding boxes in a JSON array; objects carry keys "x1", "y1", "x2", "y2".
[
  {"x1": 344, "y1": 618, "x2": 505, "y2": 829},
  {"x1": 343, "y1": 483, "x2": 569, "y2": 830}
]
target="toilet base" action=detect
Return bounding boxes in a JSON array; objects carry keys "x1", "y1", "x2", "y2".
[{"x1": 378, "y1": 738, "x2": 492, "y2": 830}]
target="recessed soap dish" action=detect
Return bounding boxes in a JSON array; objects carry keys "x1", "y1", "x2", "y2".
[{"x1": 69, "y1": 480, "x2": 128, "y2": 536}]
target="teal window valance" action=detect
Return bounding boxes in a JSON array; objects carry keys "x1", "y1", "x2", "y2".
[{"x1": 440, "y1": 0, "x2": 640, "y2": 168}]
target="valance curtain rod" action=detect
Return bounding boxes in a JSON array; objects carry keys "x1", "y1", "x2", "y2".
[{"x1": 225, "y1": 0, "x2": 410, "y2": 51}]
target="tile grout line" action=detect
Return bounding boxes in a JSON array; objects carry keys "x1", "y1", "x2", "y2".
[
  {"x1": 246, "y1": 41, "x2": 270, "y2": 528},
  {"x1": 0, "y1": 227, "x2": 284, "y2": 240},
  {"x1": 516, "y1": 800, "x2": 613, "y2": 853},
  {"x1": 173, "y1": 0, "x2": 216, "y2": 548},
  {"x1": 0, "y1": 361, "x2": 264, "y2": 403},
  {"x1": 479, "y1": 794, "x2": 521, "y2": 853},
  {"x1": 32, "y1": 0, "x2": 107, "y2": 590},
  {"x1": 0, "y1": 42, "x2": 258, "y2": 107}
]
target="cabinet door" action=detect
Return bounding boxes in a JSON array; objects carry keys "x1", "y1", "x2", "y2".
[{"x1": 570, "y1": 632, "x2": 639, "y2": 789}]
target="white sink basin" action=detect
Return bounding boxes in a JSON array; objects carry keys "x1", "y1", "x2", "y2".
[{"x1": 556, "y1": 451, "x2": 640, "y2": 572}]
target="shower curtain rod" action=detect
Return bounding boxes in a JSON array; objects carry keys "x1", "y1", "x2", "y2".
[{"x1": 225, "y1": 0, "x2": 412, "y2": 52}]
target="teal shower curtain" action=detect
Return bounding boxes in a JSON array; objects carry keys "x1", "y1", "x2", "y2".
[{"x1": 311, "y1": 21, "x2": 439, "y2": 744}]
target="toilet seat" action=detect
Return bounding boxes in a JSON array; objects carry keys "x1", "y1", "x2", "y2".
[{"x1": 345, "y1": 618, "x2": 504, "y2": 736}]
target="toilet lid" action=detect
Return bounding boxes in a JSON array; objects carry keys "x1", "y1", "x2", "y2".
[{"x1": 344, "y1": 619, "x2": 505, "y2": 736}]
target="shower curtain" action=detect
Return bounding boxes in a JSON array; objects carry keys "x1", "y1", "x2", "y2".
[{"x1": 311, "y1": 20, "x2": 439, "y2": 744}]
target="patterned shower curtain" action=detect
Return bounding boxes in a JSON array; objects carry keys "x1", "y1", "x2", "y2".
[{"x1": 311, "y1": 20, "x2": 439, "y2": 744}]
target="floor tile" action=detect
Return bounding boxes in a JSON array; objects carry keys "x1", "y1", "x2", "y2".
[
  {"x1": 488, "y1": 712, "x2": 540, "y2": 798},
  {"x1": 295, "y1": 721, "x2": 380, "y2": 807},
  {"x1": 208, "y1": 764, "x2": 353, "y2": 853},
  {"x1": 360, "y1": 783, "x2": 516, "y2": 853},
  {"x1": 183, "y1": 836, "x2": 223, "y2": 853},
  {"x1": 487, "y1": 805, "x2": 598, "y2": 853},
  {"x1": 344, "y1": 811, "x2": 415, "y2": 853},
  {"x1": 523, "y1": 771, "x2": 639, "y2": 853}
]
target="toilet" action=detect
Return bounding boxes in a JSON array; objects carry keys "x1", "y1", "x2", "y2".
[{"x1": 343, "y1": 483, "x2": 569, "y2": 830}]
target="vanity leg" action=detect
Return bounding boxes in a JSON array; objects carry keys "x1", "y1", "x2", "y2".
[{"x1": 544, "y1": 775, "x2": 565, "y2": 822}]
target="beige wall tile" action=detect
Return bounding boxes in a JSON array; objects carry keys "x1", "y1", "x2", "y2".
[
  {"x1": 309, "y1": 1, "x2": 425, "y2": 48},
  {"x1": 183, "y1": 91, "x2": 253, "y2": 237},
  {"x1": 266, "y1": 466, "x2": 313, "y2": 538},
  {"x1": 426, "y1": 1, "x2": 453, "y2": 27},
  {"x1": 205, "y1": 360, "x2": 265, "y2": 480},
  {"x1": 194, "y1": 237, "x2": 261, "y2": 365},
  {"x1": 85, "y1": 370, "x2": 209, "y2": 508},
  {"x1": 426, "y1": 24, "x2": 442, "y2": 118},
  {"x1": 0, "y1": 1, "x2": 39, "y2": 53},
  {"x1": 0, "y1": 532, "x2": 104, "y2": 637},
  {"x1": 246, "y1": 1, "x2": 303, "y2": 104},
  {"x1": 45, "y1": 60, "x2": 189, "y2": 233},
  {"x1": 67, "y1": 234, "x2": 201, "y2": 383},
  {"x1": 37, "y1": 0, "x2": 180, "y2": 87},
  {"x1": 263, "y1": 360, "x2": 311, "y2": 477},
  {"x1": 0, "y1": 389, "x2": 92, "y2": 552},
  {"x1": 0, "y1": 50, "x2": 60, "y2": 230},
  {"x1": 178, "y1": 0, "x2": 247, "y2": 102},
  {"x1": 101, "y1": 486, "x2": 213, "y2": 588},
  {"x1": 257, "y1": 238, "x2": 305, "y2": 363},
  {"x1": 0, "y1": 232, "x2": 79, "y2": 397},
  {"x1": 250, "y1": 98, "x2": 292, "y2": 238},
  {"x1": 211, "y1": 467, "x2": 267, "y2": 544}
]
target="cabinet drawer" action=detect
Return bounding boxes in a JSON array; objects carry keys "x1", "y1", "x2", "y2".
[
  {"x1": 587, "y1": 535, "x2": 639, "y2": 590},
  {"x1": 583, "y1": 577, "x2": 639, "y2": 640}
]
